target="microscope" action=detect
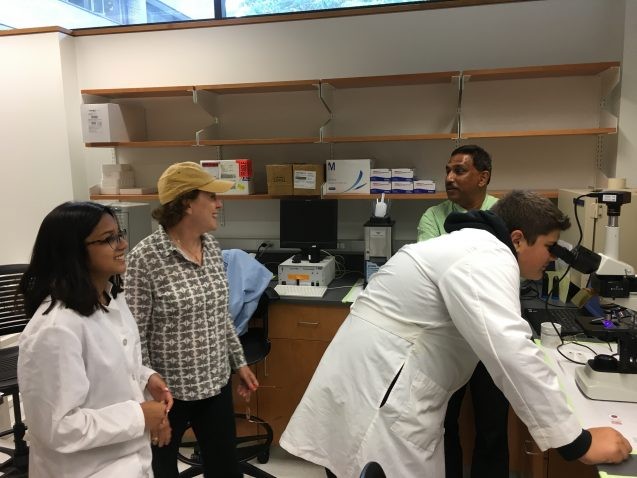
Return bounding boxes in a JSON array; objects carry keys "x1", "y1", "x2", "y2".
[{"x1": 550, "y1": 190, "x2": 637, "y2": 402}]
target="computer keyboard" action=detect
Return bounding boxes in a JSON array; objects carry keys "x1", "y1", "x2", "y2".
[
  {"x1": 522, "y1": 307, "x2": 585, "y2": 336},
  {"x1": 274, "y1": 284, "x2": 328, "y2": 298}
]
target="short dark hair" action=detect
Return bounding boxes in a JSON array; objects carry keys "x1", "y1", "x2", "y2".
[
  {"x1": 152, "y1": 189, "x2": 200, "y2": 228},
  {"x1": 19, "y1": 202, "x2": 123, "y2": 318},
  {"x1": 491, "y1": 190, "x2": 571, "y2": 245},
  {"x1": 451, "y1": 144, "x2": 492, "y2": 184}
]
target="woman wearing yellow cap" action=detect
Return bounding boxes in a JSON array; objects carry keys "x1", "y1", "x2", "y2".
[{"x1": 125, "y1": 162, "x2": 258, "y2": 477}]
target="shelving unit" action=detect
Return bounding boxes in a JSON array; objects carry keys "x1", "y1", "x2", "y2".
[
  {"x1": 82, "y1": 61, "x2": 620, "y2": 203},
  {"x1": 89, "y1": 189, "x2": 558, "y2": 202}
]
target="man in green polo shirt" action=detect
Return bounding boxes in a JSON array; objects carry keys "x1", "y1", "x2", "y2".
[
  {"x1": 417, "y1": 145, "x2": 497, "y2": 241},
  {"x1": 417, "y1": 145, "x2": 508, "y2": 478}
]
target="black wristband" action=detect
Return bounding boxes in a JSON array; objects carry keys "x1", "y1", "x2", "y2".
[{"x1": 557, "y1": 429, "x2": 592, "y2": 461}]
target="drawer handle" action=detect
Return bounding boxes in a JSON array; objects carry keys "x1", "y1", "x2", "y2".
[{"x1": 298, "y1": 321, "x2": 320, "y2": 327}]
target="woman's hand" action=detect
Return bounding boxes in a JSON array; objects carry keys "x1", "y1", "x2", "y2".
[
  {"x1": 153, "y1": 416, "x2": 172, "y2": 448},
  {"x1": 146, "y1": 373, "x2": 173, "y2": 413},
  {"x1": 140, "y1": 400, "x2": 167, "y2": 432},
  {"x1": 236, "y1": 366, "x2": 259, "y2": 402}
]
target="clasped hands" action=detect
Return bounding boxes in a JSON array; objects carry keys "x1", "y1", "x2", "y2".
[{"x1": 142, "y1": 373, "x2": 175, "y2": 447}]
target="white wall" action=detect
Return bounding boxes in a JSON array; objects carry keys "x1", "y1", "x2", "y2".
[
  {"x1": 0, "y1": 32, "x2": 75, "y2": 263},
  {"x1": 0, "y1": 0, "x2": 633, "y2": 261}
]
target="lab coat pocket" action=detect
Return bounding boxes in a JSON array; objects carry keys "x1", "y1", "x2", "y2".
[{"x1": 390, "y1": 369, "x2": 446, "y2": 453}]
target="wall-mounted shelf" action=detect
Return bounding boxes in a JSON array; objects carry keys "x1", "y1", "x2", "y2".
[
  {"x1": 81, "y1": 62, "x2": 620, "y2": 149},
  {"x1": 460, "y1": 61, "x2": 620, "y2": 139},
  {"x1": 89, "y1": 189, "x2": 559, "y2": 202}
]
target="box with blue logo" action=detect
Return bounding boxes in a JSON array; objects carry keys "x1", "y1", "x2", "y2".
[{"x1": 325, "y1": 159, "x2": 372, "y2": 194}]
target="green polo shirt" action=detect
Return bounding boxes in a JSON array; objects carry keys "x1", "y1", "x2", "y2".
[{"x1": 417, "y1": 195, "x2": 498, "y2": 242}]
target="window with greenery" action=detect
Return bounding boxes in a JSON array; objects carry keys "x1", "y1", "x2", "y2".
[{"x1": 1, "y1": 1, "x2": 515, "y2": 30}]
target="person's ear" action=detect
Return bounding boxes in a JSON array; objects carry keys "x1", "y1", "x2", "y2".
[
  {"x1": 510, "y1": 230, "x2": 524, "y2": 250},
  {"x1": 478, "y1": 170, "x2": 490, "y2": 187}
]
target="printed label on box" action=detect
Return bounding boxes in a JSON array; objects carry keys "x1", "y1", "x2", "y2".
[{"x1": 294, "y1": 170, "x2": 317, "y2": 189}]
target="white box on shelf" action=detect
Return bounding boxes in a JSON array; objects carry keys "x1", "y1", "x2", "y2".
[
  {"x1": 391, "y1": 168, "x2": 414, "y2": 181},
  {"x1": 325, "y1": 159, "x2": 372, "y2": 194},
  {"x1": 219, "y1": 178, "x2": 253, "y2": 195},
  {"x1": 370, "y1": 180, "x2": 392, "y2": 194},
  {"x1": 81, "y1": 103, "x2": 146, "y2": 143},
  {"x1": 391, "y1": 181, "x2": 414, "y2": 193},
  {"x1": 413, "y1": 180, "x2": 436, "y2": 193},
  {"x1": 200, "y1": 160, "x2": 220, "y2": 178},
  {"x1": 370, "y1": 168, "x2": 392, "y2": 180},
  {"x1": 219, "y1": 159, "x2": 253, "y2": 180}
]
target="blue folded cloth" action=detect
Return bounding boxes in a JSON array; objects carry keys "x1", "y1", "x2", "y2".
[{"x1": 222, "y1": 249, "x2": 273, "y2": 336}]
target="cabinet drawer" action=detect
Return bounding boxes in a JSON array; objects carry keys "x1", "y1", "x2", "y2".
[{"x1": 268, "y1": 302, "x2": 349, "y2": 341}]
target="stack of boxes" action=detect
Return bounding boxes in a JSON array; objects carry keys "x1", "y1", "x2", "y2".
[
  {"x1": 265, "y1": 164, "x2": 324, "y2": 196},
  {"x1": 100, "y1": 164, "x2": 136, "y2": 194},
  {"x1": 200, "y1": 159, "x2": 254, "y2": 195},
  {"x1": 391, "y1": 168, "x2": 414, "y2": 194}
]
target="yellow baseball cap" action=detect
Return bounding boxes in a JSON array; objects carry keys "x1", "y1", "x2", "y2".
[{"x1": 158, "y1": 162, "x2": 234, "y2": 205}]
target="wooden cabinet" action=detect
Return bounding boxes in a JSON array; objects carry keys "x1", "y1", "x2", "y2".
[
  {"x1": 254, "y1": 301, "x2": 349, "y2": 442},
  {"x1": 459, "y1": 397, "x2": 599, "y2": 478}
]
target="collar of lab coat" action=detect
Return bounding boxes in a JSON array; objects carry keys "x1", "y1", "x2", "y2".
[{"x1": 443, "y1": 210, "x2": 516, "y2": 257}]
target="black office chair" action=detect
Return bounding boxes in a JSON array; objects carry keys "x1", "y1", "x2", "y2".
[
  {"x1": 359, "y1": 461, "x2": 386, "y2": 478},
  {"x1": 178, "y1": 288, "x2": 278, "y2": 478},
  {"x1": 0, "y1": 264, "x2": 30, "y2": 477}
]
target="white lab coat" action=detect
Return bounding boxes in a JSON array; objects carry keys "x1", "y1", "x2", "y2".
[
  {"x1": 280, "y1": 229, "x2": 583, "y2": 478},
  {"x1": 18, "y1": 289, "x2": 156, "y2": 478}
]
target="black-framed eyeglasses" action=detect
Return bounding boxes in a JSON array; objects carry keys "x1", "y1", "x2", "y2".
[{"x1": 86, "y1": 229, "x2": 127, "y2": 250}]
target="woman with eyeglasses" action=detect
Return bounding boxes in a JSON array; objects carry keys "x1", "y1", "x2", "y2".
[
  {"x1": 17, "y1": 201, "x2": 173, "y2": 478},
  {"x1": 125, "y1": 162, "x2": 258, "y2": 478}
]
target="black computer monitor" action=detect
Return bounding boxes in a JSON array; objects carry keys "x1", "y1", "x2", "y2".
[{"x1": 280, "y1": 198, "x2": 338, "y2": 263}]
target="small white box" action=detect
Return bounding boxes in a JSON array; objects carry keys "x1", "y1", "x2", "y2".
[
  {"x1": 200, "y1": 160, "x2": 220, "y2": 179},
  {"x1": 325, "y1": 159, "x2": 372, "y2": 194},
  {"x1": 81, "y1": 103, "x2": 146, "y2": 143},
  {"x1": 370, "y1": 180, "x2": 392, "y2": 194},
  {"x1": 413, "y1": 180, "x2": 436, "y2": 193},
  {"x1": 370, "y1": 168, "x2": 391, "y2": 180},
  {"x1": 102, "y1": 164, "x2": 133, "y2": 174},
  {"x1": 391, "y1": 181, "x2": 414, "y2": 193},
  {"x1": 219, "y1": 159, "x2": 253, "y2": 180},
  {"x1": 391, "y1": 168, "x2": 414, "y2": 181}
]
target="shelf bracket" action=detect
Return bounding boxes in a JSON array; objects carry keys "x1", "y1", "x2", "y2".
[
  {"x1": 193, "y1": 89, "x2": 220, "y2": 145},
  {"x1": 453, "y1": 73, "x2": 464, "y2": 140}
]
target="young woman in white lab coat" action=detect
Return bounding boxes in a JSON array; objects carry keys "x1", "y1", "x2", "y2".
[
  {"x1": 17, "y1": 202, "x2": 173, "y2": 478},
  {"x1": 280, "y1": 191, "x2": 632, "y2": 478}
]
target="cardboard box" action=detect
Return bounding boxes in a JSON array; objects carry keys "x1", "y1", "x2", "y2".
[
  {"x1": 413, "y1": 180, "x2": 436, "y2": 193},
  {"x1": 266, "y1": 164, "x2": 294, "y2": 195},
  {"x1": 370, "y1": 180, "x2": 392, "y2": 194},
  {"x1": 81, "y1": 103, "x2": 146, "y2": 143},
  {"x1": 325, "y1": 159, "x2": 372, "y2": 194},
  {"x1": 293, "y1": 163, "x2": 324, "y2": 196}
]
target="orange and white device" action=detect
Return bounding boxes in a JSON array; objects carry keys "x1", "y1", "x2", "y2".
[{"x1": 278, "y1": 256, "x2": 335, "y2": 287}]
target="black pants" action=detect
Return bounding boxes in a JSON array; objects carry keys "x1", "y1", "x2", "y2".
[
  {"x1": 152, "y1": 382, "x2": 241, "y2": 478},
  {"x1": 444, "y1": 362, "x2": 510, "y2": 478}
]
